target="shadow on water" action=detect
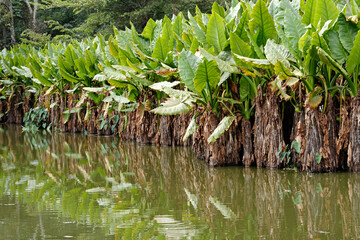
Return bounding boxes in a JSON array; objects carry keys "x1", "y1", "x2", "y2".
[{"x1": 0, "y1": 124, "x2": 359, "y2": 239}]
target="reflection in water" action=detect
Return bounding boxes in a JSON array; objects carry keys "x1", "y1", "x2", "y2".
[{"x1": 0, "y1": 124, "x2": 360, "y2": 239}]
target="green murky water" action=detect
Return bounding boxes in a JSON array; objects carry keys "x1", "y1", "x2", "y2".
[{"x1": 0, "y1": 124, "x2": 359, "y2": 239}]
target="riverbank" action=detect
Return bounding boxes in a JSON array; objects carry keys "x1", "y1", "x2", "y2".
[{"x1": 0, "y1": 88, "x2": 356, "y2": 173}]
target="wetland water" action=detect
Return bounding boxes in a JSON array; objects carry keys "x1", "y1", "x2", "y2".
[{"x1": 0, "y1": 124, "x2": 359, "y2": 239}]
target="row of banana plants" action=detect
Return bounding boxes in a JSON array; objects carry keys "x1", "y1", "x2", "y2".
[{"x1": 1, "y1": 0, "x2": 360, "y2": 171}]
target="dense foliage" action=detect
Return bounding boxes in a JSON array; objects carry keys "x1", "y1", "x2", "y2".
[
  {"x1": 0, "y1": 0, "x2": 229, "y2": 48},
  {"x1": 2, "y1": 0, "x2": 360, "y2": 145}
]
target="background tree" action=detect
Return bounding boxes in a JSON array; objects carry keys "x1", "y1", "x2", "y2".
[{"x1": 0, "y1": 0, "x2": 230, "y2": 49}]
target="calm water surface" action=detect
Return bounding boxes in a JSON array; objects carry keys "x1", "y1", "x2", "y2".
[{"x1": 0, "y1": 124, "x2": 359, "y2": 239}]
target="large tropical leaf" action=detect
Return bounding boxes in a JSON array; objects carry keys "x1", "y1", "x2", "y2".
[
  {"x1": 233, "y1": 53, "x2": 272, "y2": 69},
  {"x1": 32, "y1": 70, "x2": 53, "y2": 86},
  {"x1": 235, "y1": 6, "x2": 249, "y2": 42},
  {"x1": 152, "y1": 22, "x2": 173, "y2": 62},
  {"x1": 317, "y1": 47, "x2": 348, "y2": 76},
  {"x1": 74, "y1": 58, "x2": 88, "y2": 79},
  {"x1": 346, "y1": 32, "x2": 360, "y2": 75},
  {"x1": 264, "y1": 39, "x2": 293, "y2": 68},
  {"x1": 151, "y1": 98, "x2": 193, "y2": 115},
  {"x1": 58, "y1": 56, "x2": 80, "y2": 83},
  {"x1": 188, "y1": 12, "x2": 207, "y2": 44},
  {"x1": 103, "y1": 67, "x2": 127, "y2": 80},
  {"x1": 131, "y1": 24, "x2": 151, "y2": 56},
  {"x1": 337, "y1": 13, "x2": 359, "y2": 52},
  {"x1": 142, "y1": 18, "x2": 157, "y2": 41},
  {"x1": 249, "y1": 0, "x2": 277, "y2": 46},
  {"x1": 283, "y1": 7, "x2": 306, "y2": 55},
  {"x1": 212, "y1": 2, "x2": 225, "y2": 18},
  {"x1": 160, "y1": 86, "x2": 197, "y2": 100},
  {"x1": 149, "y1": 81, "x2": 181, "y2": 91},
  {"x1": 323, "y1": 30, "x2": 348, "y2": 64},
  {"x1": 200, "y1": 49, "x2": 239, "y2": 74},
  {"x1": 83, "y1": 87, "x2": 105, "y2": 93},
  {"x1": 108, "y1": 39, "x2": 120, "y2": 59},
  {"x1": 173, "y1": 13, "x2": 184, "y2": 38},
  {"x1": 230, "y1": 32, "x2": 251, "y2": 59},
  {"x1": 302, "y1": 0, "x2": 339, "y2": 28},
  {"x1": 12, "y1": 66, "x2": 32, "y2": 78},
  {"x1": 178, "y1": 51, "x2": 200, "y2": 92},
  {"x1": 206, "y1": 12, "x2": 226, "y2": 54},
  {"x1": 194, "y1": 59, "x2": 220, "y2": 92},
  {"x1": 183, "y1": 116, "x2": 198, "y2": 141},
  {"x1": 108, "y1": 79, "x2": 130, "y2": 88},
  {"x1": 225, "y1": 2, "x2": 241, "y2": 24},
  {"x1": 207, "y1": 116, "x2": 235, "y2": 143}
]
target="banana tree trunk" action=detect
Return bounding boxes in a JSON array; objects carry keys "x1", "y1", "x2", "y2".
[
  {"x1": 192, "y1": 110, "x2": 242, "y2": 166},
  {"x1": 290, "y1": 111, "x2": 305, "y2": 168},
  {"x1": 6, "y1": 86, "x2": 24, "y2": 124},
  {"x1": 336, "y1": 104, "x2": 350, "y2": 170},
  {"x1": 0, "y1": 100, "x2": 4, "y2": 122},
  {"x1": 348, "y1": 95, "x2": 360, "y2": 172},
  {"x1": 241, "y1": 118, "x2": 254, "y2": 167},
  {"x1": 301, "y1": 98, "x2": 337, "y2": 172},
  {"x1": 254, "y1": 86, "x2": 285, "y2": 168},
  {"x1": 172, "y1": 112, "x2": 193, "y2": 147}
]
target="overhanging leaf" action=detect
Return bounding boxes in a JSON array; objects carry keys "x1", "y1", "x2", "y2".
[
  {"x1": 183, "y1": 116, "x2": 198, "y2": 142},
  {"x1": 83, "y1": 87, "x2": 105, "y2": 93},
  {"x1": 151, "y1": 98, "x2": 193, "y2": 115},
  {"x1": 207, "y1": 116, "x2": 235, "y2": 143},
  {"x1": 233, "y1": 53, "x2": 272, "y2": 69},
  {"x1": 337, "y1": 13, "x2": 359, "y2": 52},
  {"x1": 316, "y1": 152, "x2": 322, "y2": 163},
  {"x1": 149, "y1": 81, "x2": 181, "y2": 91},
  {"x1": 323, "y1": 30, "x2": 348, "y2": 64},
  {"x1": 317, "y1": 47, "x2": 348, "y2": 76}
]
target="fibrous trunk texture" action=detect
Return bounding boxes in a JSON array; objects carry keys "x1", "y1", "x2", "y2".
[
  {"x1": 301, "y1": 98, "x2": 337, "y2": 172},
  {"x1": 254, "y1": 87, "x2": 285, "y2": 168},
  {"x1": 348, "y1": 95, "x2": 360, "y2": 172},
  {"x1": 241, "y1": 118, "x2": 253, "y2": 167},
  {"x1": 336, "y1": 104, "x2": 350, "y2": 170},
  {"x1": 6, "y1": 86, "x2": 24, "y2": 124},
  {"x1": 290, "y1": 111, "x2": 305, "y2": 168},
  {"x1": 192, "y1": 110, "x2": 242, "y2": 166}
]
